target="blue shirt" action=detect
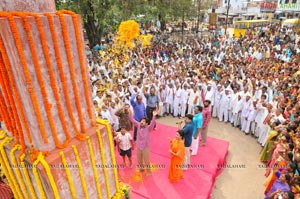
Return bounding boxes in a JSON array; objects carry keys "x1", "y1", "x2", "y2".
[
  {"x1": 145, "y1": 93, "x2": 159, "y2": 108},
  {"x1": 193, "y1": 113, "x2": 203, "y2": 136},
  {"x1": 130, "y1": 94, "x2": 146, "y2": 121},
  {"x1": 182, "y1": 122, "x2": 194, "y2": 147}
]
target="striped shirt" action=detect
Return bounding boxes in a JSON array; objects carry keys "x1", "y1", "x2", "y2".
[{"x1": 0, "y1": 182, "x2": 13, "y2": 199}]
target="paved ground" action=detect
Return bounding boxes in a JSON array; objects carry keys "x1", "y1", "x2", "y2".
[{"x1": 157, "y1": 116, "x2": 265, "y2": 199}]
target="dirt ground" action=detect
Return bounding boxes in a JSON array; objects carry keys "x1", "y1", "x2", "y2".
[{"x1": 158, "y1": 116, "x2": 266, "y2": 199}]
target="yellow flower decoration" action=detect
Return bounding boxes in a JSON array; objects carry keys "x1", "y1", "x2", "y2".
[
  {"x1": 117, "y1": 20, "x2": 140, "y2": 42},
  {"x1": 116, "y1": 20, "x2": 140, "y2": 49}
]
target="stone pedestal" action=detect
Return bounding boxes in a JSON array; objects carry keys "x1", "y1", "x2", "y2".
[
  {"x1": 0, "y1": 0, "x2": 56, "y2": 13},
  {"x1": 0, "y1": 2, "x2": 120, "y2": 199}
]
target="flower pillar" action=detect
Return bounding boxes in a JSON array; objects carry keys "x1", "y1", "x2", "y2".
[{"x1": 0, "y1": 0, "x2": 119, "y2": 198}]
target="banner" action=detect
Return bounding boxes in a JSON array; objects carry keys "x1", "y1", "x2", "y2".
[
  {"x1": 277, "y1": 0, "x2": 300, "y2": 11},
  {"x1": 260, "y1": 2, "x2": 276, "y2": 12}
]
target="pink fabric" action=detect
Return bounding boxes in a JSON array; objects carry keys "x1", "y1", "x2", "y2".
[
  {"x1": 116, "y1": 123, "x2": 229, "y2": 199},
  {"x1": 202, "y1": 107, "x2": 212, "y2": 128}
]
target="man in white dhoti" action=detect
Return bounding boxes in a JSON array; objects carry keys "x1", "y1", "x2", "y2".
[
  {"x1": 173, "y1": 84, "x2": 182, "y2": 117},
  {"x1": 191, "y1": 106, "x2": 203, "y2": 155},
  {"x1": 245, "y1": 100, "x2": 258, "y2": 135},
  {"x1": 212, "y1": 85, "x2": 222, "y2": 118},
  {"x1": 218, "y1": 89, "x2": 231, "y2": 122},
  {"x1": 241, "y1": 93, "x2": 252, "y2": 133},
  {"x1": 166, "y1": 83, "x2": 175, "y2": 116},
  {"x1": 180, "y1": 84, "x2": 189, "y2": 117},
  {"x1": 232, "y1": 94, "x2": 243, "y2": 127},
  {"x1": 187, "y1": 85, "x2": 198, "y2": 114}
]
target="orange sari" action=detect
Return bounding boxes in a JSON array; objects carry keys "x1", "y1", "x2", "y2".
[{"x1": 168, "y1": 139, "x2": 185, "y2": 182}]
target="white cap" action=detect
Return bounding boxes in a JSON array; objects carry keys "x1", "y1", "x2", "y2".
[{"x1": 246, "y1": 92, "x2": 251, "y2": 97}]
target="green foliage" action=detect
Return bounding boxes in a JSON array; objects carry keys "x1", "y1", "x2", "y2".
[{"x1": 54, "y1": 0, "x2": 197, "y2": 45}]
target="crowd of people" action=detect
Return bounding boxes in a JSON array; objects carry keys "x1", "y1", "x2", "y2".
[{"x1": 88, "y1": 22, "x2": 300, "y2": 197}]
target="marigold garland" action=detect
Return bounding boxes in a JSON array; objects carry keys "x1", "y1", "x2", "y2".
[
  {"x1": 32, "y1": 154, "x2": 47, "y2": 199},
  {"x1": 0, "y1": 61, "x2": 14, "y2": 134},
  {"x1": 0, "y1": 137, "x2": 23, "y2": 198},
  {"x1": 44, "y1": 13, "x2": 85, "y2": 141},
  {"x1": 30, "y1": 13, "x2": 71, "y2": 148},
  {"x1": 20, "y1": 153, "x2": 38, "y2": 199},
  {"x1": 0, "y1": 130, "x2": 6, "y2": 139},
  {"x1": 10, "y1": 145, "x2": 30, "y2": 199},
  {"x1": 112, "y1": 182, "x2": 130, "y2": 199},
  {"x1": 86, "y1": 136, "x2": 102, "y2": 199},
  {"x1": 60, "y1": 151, "x2": 77, "y2": 199},
  {"x1": 0, "y1": 91, "x2": 12, "y2": 133},
  {"x1": 6, "y1": 13, "x2": 48, "y2": 144},
  {"x1": 56, "y1": 12, "x2": 86, "y2": 134},
  {"x1": 39, "y1": 153, "x2": 61, "y2": 199},
  {"x1": 0, "y1": 148, "x2": 19, "y2": 199},
  {"x1": 13, "y1": 12, "x2": 72, "y2": 149},
  {"x1": 13, "y1": 12, "x2": 64, "y2": 148},
  {"x1": 0, "y1": 36, "x2": 33, "y2": 151},
  {"x1": 96, "y1": 129, "x2": 111, "y2": 198},
  {"x1": 72, "y1": 145, "x2": 89, "y2": 198},
  {"x1": 59, "y1": 10, "x2": 95, "y2": 126},
  {"x1": 97, "y1": 120, "x2": 120, "y2": 191}
]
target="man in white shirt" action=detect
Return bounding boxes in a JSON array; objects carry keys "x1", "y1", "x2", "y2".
[
  {"x1": 212, "y1": 85, "x2": 222, "y2": 118},
  {"x1": 114, "y1": 126, "x2": 134, "y2": 168},
  {"x1": 232, "y1": 94, "x2": 243, "y2": 127},
  {"x1": 181, "y1": 84, "x2": 189, "y2": 117},
  {"x1": 218, "y1": 89, "x2": 231, "y2": 122},
  {"x1": 173, "y1": 84, "x2": 182, "y2": 117},
  {"x1": 245, "y1": 100, "x2": 258, "y2": 135},
  {"x1": 241, "y1": 93, "x2": 252, "y2": 133},
  {"x1": 187, "y1": 85, "x2": 198, "y2": 114}
]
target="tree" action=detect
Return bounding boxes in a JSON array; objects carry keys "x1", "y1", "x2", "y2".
[
  {"x1": 54, "y1": 0, "x2": 196, "y2": 46},
  {"x1": 56, "y1": 0, "x2": 117, "y2": 47},
  {"x1": 169, "y1": 0, "x2": 195, "y2": 42}
]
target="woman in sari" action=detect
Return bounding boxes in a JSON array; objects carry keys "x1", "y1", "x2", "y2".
[
  {"x1": 265, "y1": 135, "x2": 289, "y2": 177},
  {"x1": 260, "y1": 129, "x2": 279, "y2": 163},
  {"x1": 168, "y1": 130, "x2": 185, "y2": 182},
  {"x1": 265, "y1": 173, "x2": 291, "y2": 199}
]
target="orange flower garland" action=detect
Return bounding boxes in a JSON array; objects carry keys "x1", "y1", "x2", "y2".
[
  {"x1": 59, "y1": 10, "x2": 95, "y2": 126},
  {"x1": 0, "y1": 66, "x2": 14, "y2": 134},
  {"x1": 13, "y1": 12, "x2": 60, "y2": 147},
  {"x1": 7, "y1": 12, "x2": 48, "y2": 144},
  {"x1": 56, "y1": 12, "x2": 86, "y2": 134},
  {"x1": 0, "y1": 34, "x2": 31, "y2": 154},
  {"x1": 0, "y1": 92, "x2": 12, "y2": 132},
  {"x1": 29, "y1": 13, "x2": 71, "y2": 148},
  {"x1": 12, "y1": 12, "x2": 70, "y2": 149},
  {"x1": 45, "y1": 13, "x2": 85, "y2": 141}
]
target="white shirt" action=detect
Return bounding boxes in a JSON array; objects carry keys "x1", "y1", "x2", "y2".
[{"x1": 115, "y1": 132, "x2": 132, "y2": 150}]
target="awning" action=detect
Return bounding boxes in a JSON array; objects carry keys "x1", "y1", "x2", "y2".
[
  {"x1": 218, "y1": 15, "x2": 233, "y2": 18},
  {"x1": 242, "y1": 13, "x2": 258, "y2": 16}
]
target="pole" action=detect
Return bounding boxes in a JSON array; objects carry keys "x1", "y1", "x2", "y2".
[
  {"x1": 225, "y1": 0, "x2": 230, "y2": 35},
  {"x1": 197, "y1": 0, "x2": 201, "y2": 32},
  {"x1": 182, "y1": 12, "x2": 184, "y2": 43}
]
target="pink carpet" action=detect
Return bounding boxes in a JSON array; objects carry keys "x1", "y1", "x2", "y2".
[{"x1": 115, "y1": 123, "x2": 229, "y2": 199}]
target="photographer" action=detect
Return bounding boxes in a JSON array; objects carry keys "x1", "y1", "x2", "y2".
[{"x1": 177, "y1": 114, "x2": 194, "y2": 170}]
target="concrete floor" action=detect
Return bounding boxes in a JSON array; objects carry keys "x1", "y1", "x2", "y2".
[{"x1": 157, "y1": 116, "x2": 265, "y2": 199}]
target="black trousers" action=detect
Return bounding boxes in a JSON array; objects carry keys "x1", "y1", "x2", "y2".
[
  {"x1": 146, "y1": 106, "x2": 156, "y2": 120},
  {"x1": 146, "y1": 106, "x2": 156, "y2": 128}
]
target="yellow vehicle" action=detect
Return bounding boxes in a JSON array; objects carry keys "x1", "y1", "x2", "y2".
[
  {"x1": 282, "y1": 18, "x2": 300, "y2": 33},
  {"x1": 233, "y1": 20, "x2": 270, "y2": 37}
]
